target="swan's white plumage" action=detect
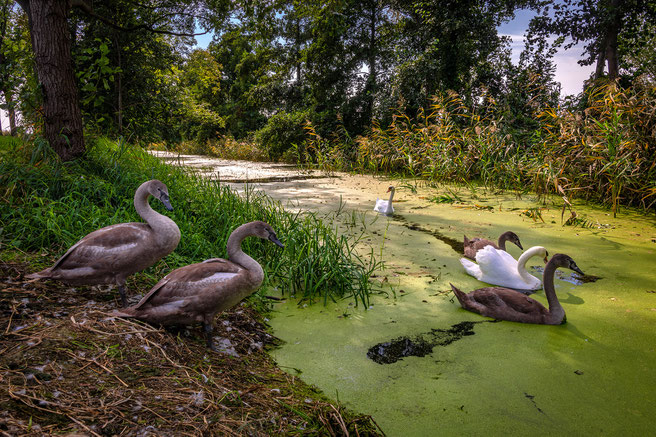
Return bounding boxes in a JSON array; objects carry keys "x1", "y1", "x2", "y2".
[
  {"x1": 459, "y1": 245, "x2": 545, "y2": 290},
  {"x1": 374, "y1": 186, "x2": 395, "y2": 215}
]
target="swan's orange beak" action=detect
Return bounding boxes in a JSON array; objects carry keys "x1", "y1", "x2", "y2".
[
  {"x1": 386, "y1": 187, "x2": 392, "y2": 192},
  {"x1": 543, "y1": 255, "x2": 549, "y2": 264}
]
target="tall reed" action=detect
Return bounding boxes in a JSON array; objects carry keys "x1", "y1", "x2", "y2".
[{"x1": 305, "y1": 82, "x2": 656, "y2": 212}]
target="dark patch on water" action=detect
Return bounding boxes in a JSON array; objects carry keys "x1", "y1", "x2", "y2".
[
  {"x1": 524, "y1": 393, "x2": 545, "y2": 414},
  {"x1": 531, "y1": 266, "x2": 602, "y2": 285},
  {"x1": 367, "y1": 321, "x2": 488, "y2": 364},
  {"x1": 215, "y1": 175, "x2": 333, "y2": 184},
  {"x1": 392, "y1": 215, "x2": 464, "y2": 253}
]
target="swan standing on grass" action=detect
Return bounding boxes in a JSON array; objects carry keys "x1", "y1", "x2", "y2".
[
  {"x1": 451, "y1": 254, "x2": 584, "y2": 324},
  {"x1": 114, "y1": 221, "x2": 283, "y2": 351},
  {"x1": 27, "y1": 180, "x2": 180, "y2": 307},
  {"x1": 463, "y1": 231, "x2": 523, "y2": 260},
  {"x1": 460, "y1": 245, "x2": 548, "y2": 291},
  {"x1": 374, "y1": 186, "x2": 395, "y2": 215}
]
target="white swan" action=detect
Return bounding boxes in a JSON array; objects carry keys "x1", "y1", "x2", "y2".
[
  {"x1": 374, "y1": 186, "x2": 395, "y2": 215},
  {"x1": 459, "y1": 245, "x2": 548, "y2": 290}
]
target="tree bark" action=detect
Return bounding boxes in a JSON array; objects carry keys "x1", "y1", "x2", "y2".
[
  {"x1": 366, "y1": 0, "x2": 377, "y2": 125},
  {"x1": 17, "y1": 0, "x2": 85, "y2": 161},
  {"x1": 2, "y1": 88, "x2": 17, "y2": 135},
  {"x1": 605, "y1": 0, "x2": 621, "y2": 80}
]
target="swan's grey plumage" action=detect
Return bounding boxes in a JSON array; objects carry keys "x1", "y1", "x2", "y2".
[
  {"x1": 27, "y1": 180, "x2": 180, "y2": 306},
  {"x1": 451, "y1": 253, "x2": 584, "y2": 324},
  {"x1": 114, "y1": 221, "x2": 283, "y2": 350},
  {"x1": 374, "y1": 186, "x2": 395, "y2": 215},
  {"x1": 463, "y1": 231, "x2": 523, "y2": 260}
]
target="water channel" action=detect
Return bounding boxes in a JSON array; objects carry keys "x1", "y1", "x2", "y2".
[{"x1": 154, "y1": 151, "x2": 656, "y2": 436}]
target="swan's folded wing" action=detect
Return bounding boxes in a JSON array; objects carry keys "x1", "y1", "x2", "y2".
[
  {"x1": 475, "y1": 245, "x2": 513, "y2": 268},
  {"x1": 460, "y1": 258, "x2": 483, "y2": 280},
  {"x1": 374, "y1": 199, "x2": 387, "y2": 212},
  {"x1": 52, "y1": 223, "x2": 150, "y2": 270},
  {"x1": 496, "y1": 289, "x2": 547, "y2": 314},
  {"x1": 472, "y1": 246, "x2": 522, "y2": 285},
  {"x1": 134, "y1": 260, "x2": 242, "y2": 309}
]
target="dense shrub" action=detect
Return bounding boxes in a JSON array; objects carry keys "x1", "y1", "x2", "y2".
[{"x1": 254, "y1": 110, "x2": 310, "y2": 161}]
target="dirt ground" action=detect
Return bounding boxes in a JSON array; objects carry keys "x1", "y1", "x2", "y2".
[{"x1": 0, "y1": 259, "x2": 383, "y2": 436}]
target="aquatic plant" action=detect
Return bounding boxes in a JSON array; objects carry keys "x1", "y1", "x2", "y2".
[{"x1": 0, "y1": 137, "x2": 382, "y2": 307}]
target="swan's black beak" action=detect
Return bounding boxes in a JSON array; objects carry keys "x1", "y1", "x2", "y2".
[
  {"x1": 571, "y1": 264, "x2": 584, "y2": 276},
  {"x1": 516, "y1": 241, "x2": 524, "y2": 250},
  {"x1": 269, "y1": 233, "x2": 284, "y2": 248},
  {"x1": 160, "y1": 196, "x2": 174, "y2": 211}
]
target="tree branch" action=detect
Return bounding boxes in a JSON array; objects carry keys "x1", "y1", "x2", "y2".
[{"x1": 70, "y1": 0, "x2": 206, "y2": 37}]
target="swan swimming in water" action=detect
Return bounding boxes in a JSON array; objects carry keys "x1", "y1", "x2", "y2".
[
  {"x1": 460, "y1": 245, "x2": 548, "y2": 291},
  {"x1": 463, "y1": 231, "x2": 523, "y2": 260},
  {"x1": 374, "y1": 186, "x2": 395, "y2": 215},
  {"x1": 451, "y1": 253, "x2": 584, "y2": 324}
]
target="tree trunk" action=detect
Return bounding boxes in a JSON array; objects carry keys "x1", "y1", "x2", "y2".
[
  {"x1": 113, "y1": 31, "x2": 123, "y2": 134},
  {"x1": 605, "y1": 0, "x2": 621, "y2": 80},
  {"x1": 595, "y1": 38, "x2": 607, "y2": 79},
  {"x1": 18, "y1": 0, "x2": 85, "y2": 161},
  {"x1": 2, "y1": 88, "x2": 17, "y2": 135},
  {"x1": 366, "y1": 0, "x2": 377, "y2": 125}
]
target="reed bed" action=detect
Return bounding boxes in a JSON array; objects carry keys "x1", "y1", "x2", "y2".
[
  {"x1": 0, "y1": 136, "x2": 382, "y2": 307},
  {"x1": 305, "y1": 82, "x2": 656, "y2": 213}
]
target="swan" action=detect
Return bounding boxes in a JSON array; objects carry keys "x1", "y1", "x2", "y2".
[
  {"x1": 459, "y1": 245, "x2": 548, "y2": 290},
  {"x1": 374, "y1": 186, "x2": 395, "y2": 215},
  {"x1": 113, "y1": 221, "x2": 283, "y2": 351},
  {"x1": 463, "y1": 231, "x2": 523, "y2": 260},
  {"x1": 27, "y1": 179, "x2": 180, "y2": 306},
  {"x1": 450, "y1": 253, "x2": 584, "y2": 324}
]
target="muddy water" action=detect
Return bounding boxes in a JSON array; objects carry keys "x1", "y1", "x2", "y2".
[{"x1": 155, "y1": 152, "x2": 656, "y2": 436}]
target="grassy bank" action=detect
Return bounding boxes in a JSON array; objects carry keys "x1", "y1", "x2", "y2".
[
  {"x1": 0, "y1": 136, "x2": 381, "y2": 307},
  {"x1": 0, "y1": 135, "x2": 385, "y2": 434}
]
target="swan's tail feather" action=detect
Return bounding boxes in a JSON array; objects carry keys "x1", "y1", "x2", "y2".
[
  {"x1": 112, "y1": 308, "x2": 137, "y2": 318},
  {"x1": 26, "y1": 269, "x2": 52, "y2": 280},
  {"x1": 450, "y1": 283, "x2": 468, "y2": 307},
  {"x1": 459, "y1": 257, "x2": 481, "y2": 279}
]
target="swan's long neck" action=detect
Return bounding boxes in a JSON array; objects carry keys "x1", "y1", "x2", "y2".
[
  {"x1": 497, "y1": 233, "x2": 509, "y2": 251},
  {"x1": 227, "y1": 224, "x2": 264, "y2": 285},
  {"x1": 542, "y1": 260, "x2": 565, "y2": 321},
  {"x1": 134, "y1": 182, "x2": 180, "y2": 248},
  {"x1": 516, "y1": 247, "x2": 543, "y2": 283},
  {"x1": 387, "y1": 189, "x2": 395, "y2": 205}
]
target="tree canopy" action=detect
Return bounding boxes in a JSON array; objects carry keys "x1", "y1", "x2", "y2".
[{"x1": 4, "y1": 0, "x2": 655, "y2": 160}]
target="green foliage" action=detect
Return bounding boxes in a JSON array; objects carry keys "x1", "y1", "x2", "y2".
[
  {"x1": 75, "y1": 38, "x2": 122, "y2": 130},
  {"x1": 254, "y1": 110, "x2": 310, "y2": 161},
  {"x1": 303, "y1": 82, "x2": 656, "y2": 212},
  {"x1": 0, "y1": 137, "x2": 381, "y2": 306}
]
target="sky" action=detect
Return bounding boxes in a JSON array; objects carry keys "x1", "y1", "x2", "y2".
[
  {"x1": 1, "y1": 9, "x2": 595, "y2": 133},
  {"x1": 497, "y1": 8, "x2": 595, "y2": 96}
]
